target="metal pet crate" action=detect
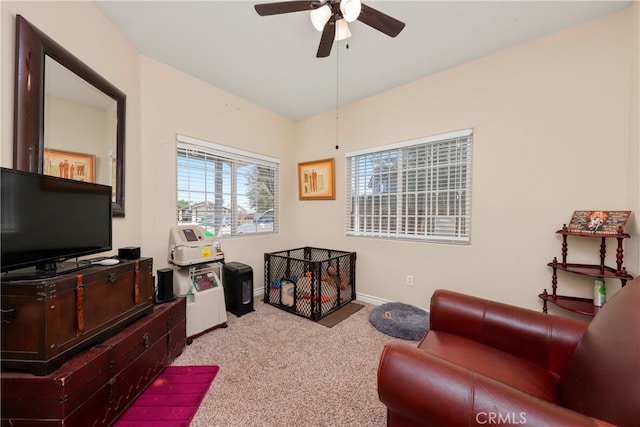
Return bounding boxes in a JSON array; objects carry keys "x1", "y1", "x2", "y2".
[{"x1": 264, "y1": 247, "x2": 356, "y2": 321}]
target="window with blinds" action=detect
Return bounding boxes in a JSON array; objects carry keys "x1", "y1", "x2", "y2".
[
  {"x1": 345, "y1": 129, "x2": 472, "y2": 244},
  {"x1": 176, "y1": 135, "x2": 279, "y2": 237}
]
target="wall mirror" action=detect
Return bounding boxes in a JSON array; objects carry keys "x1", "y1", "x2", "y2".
[{"x1": 13, "y1": 15, "x2": 126, "y2": 216}]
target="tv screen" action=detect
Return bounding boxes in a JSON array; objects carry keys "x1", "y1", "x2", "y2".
[{"x1": 1, "y1": 167, "x2": 112, "y2": 279}]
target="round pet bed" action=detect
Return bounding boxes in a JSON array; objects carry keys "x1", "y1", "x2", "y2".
[{"x1": 369, "y1": 302, "x2": 430, "y2": 341}]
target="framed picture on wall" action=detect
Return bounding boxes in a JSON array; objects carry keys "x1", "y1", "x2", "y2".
[
  {"x1": 44, "y1": 148, "x2": 96, "y2": 183},
  {"x1": 298, "y1": 158, "x2": 335, "y2": 200}
]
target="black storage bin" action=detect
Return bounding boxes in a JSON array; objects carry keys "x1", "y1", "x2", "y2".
[{"x1": 222, "y1": 262, "x2": 254, "y2": 317}]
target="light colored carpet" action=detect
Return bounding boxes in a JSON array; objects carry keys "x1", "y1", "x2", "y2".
[{"x1": 171, "y1": 299, "x2": 408, "y2": 426}]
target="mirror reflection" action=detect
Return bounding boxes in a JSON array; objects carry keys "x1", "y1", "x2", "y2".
[{"x1": 44, "y1": 56, "x2": 118, "y2": 201}]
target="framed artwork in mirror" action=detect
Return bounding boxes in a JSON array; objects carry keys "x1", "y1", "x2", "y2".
[
  {"x1": 298, "y1": 158, "x2": 335, "y2": 200},
  {"x1": 44, "y1": 149, "x2": 95, "y2": 183}
]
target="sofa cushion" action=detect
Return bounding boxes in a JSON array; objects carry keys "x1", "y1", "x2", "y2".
[
  {"x1": 559, "y1": 279, "x2": 640, "y2": 427},
  {"x1": 419, "y1": 331, "x2": 559, "y2": 403}
]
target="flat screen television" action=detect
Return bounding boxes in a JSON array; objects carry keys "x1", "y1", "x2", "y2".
[{"x1": 1, "y1": 167, "x2": 112, "y2": 280}]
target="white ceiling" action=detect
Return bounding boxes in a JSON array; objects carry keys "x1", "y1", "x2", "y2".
[{"x1": 94, "y1": 0, "x2": 632, "y2": 121}]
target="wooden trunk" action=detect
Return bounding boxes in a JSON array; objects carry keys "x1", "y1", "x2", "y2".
[
  {"x1": 1, "y1": 258, "x2": 154, "y2": 376},
  {"x1": 0, "y1": 297, "x2": 186, "y2": 427}
]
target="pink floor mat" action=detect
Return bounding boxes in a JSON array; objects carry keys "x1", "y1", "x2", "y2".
[{"x1": 113, "y1": 365, "x2": 219, "y2": 427}]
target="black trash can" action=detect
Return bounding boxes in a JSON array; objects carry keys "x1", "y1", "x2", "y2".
[{"x1": 222, "y1": 262, "x2": 254, "y2": 317}]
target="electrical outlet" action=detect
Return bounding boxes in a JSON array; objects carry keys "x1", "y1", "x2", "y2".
[{"x1": 406, "y1": 275, "x2": 413, "y2": 286}]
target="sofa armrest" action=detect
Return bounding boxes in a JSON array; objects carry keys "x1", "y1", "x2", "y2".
[
  {"x1": 428, "y1": 289, "x2": 587, "y2": 374},
  {"x1": 377, "y1": 343, "x2": 615, "y2": 427}
]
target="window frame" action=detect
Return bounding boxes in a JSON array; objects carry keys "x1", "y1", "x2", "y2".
[
  {"x1": 176, "y1": 134, "x2": 280, "y2": 238},
  {"x1": 345, "y1": 129, "x2": 472, "y2": 244}
]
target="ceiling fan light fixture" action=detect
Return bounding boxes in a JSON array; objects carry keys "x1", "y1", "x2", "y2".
[
  {"x1": 255, "y1": 0, "x2": 405, "y2": 57},
  {"x1": 334, "y1": 19, "x2": 352, "y2": 41},
  {"x1": 340, "y1": 0, "x2": 361, "y2": 23},
  {"x1": 310, "y1": 4, "x2": 332, "y2": 31}
]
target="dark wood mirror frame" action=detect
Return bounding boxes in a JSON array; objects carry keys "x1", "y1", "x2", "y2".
[{"x1": 13, "y1": 15, "x2": 126, "y2": 217}]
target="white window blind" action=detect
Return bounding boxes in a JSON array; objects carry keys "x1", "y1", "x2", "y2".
[
  {"x1": 345, "y1": 129, "x2": 472, "y2": 244},
  {"x1": 176, "y1": 134, "x2": 279, "y2": 237}
]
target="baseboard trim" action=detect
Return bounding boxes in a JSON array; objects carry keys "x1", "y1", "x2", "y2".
[
  {"x1": 357, "y1": 292, "x2": 429, "y2": 312},
  {"x1": 355, "y1": 292, "x2": 391, "y2": 306}
]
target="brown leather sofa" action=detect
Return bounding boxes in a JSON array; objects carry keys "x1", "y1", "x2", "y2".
[{"x1": 377, "y1": 278, "x2": 640, "y2": 426}]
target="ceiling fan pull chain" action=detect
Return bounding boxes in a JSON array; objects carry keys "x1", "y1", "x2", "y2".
[{"x1": 335, "y1": 38, "x2": 340, "y2": 150}]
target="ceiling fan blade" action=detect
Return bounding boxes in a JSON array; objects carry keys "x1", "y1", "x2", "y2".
[
  {"x1": 316, "y1": 14, "x2": 336, "y2": 58},
  {"x1": 357, "y1": 3, "x2": 405, "y2": 38},
  {"x1": 254, "y1": 1, "x2": 313, "y2": 16}
]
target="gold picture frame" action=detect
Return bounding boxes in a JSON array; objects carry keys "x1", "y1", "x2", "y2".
[
  {"x1": 43, "y1": 148, "x2": 96, "y2": 183},
  {"x1": 298, "y1": 158, "x2": 335, "y2": 200}
]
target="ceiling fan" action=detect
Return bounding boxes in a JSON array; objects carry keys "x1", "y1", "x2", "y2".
[{"x1": 254, "y1": 0, "x2": 405, "y2": 58}]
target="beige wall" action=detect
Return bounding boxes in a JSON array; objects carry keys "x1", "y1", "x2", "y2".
[
  {"x1": 138, "y1": 56, "x2": 297, "y2": 286},
  {"x1": 1, "y1": 2, "x2": 638, "y2": 316},
  {"x1": 294, "y1": 6, "x2": 640, "y2": 314}
]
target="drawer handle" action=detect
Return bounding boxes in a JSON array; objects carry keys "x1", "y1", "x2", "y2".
[
  {"x1": 107, "y1": 273, "x2": 118, "y2": 283},
  {"x1": 1, "y1": 306, "x2": 15, "y2": 323},
  {"x1": 143, "y1": 333, "x2": 150, "y2": 348}
]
